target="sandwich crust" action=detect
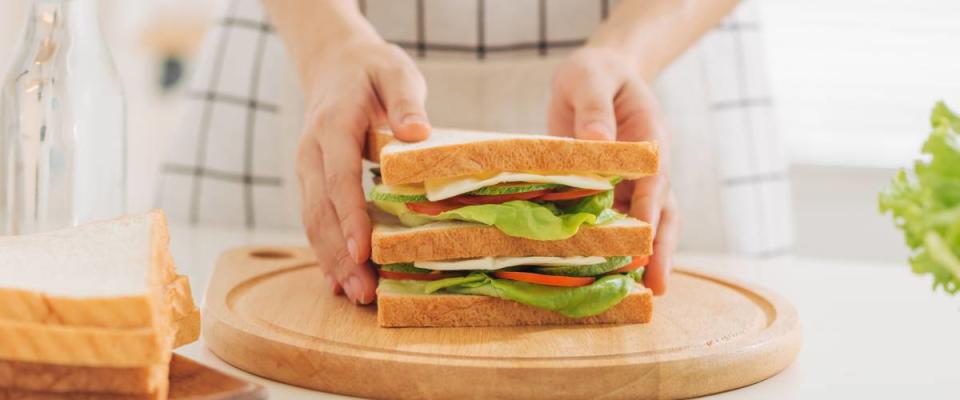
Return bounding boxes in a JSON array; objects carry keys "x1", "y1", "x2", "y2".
[
  {"x1": 370, "y1": 129, "x2": 659, "y2": 185},
  {"x1": 378, "y1": 288, "x2": 653, "y2": 327},
  {"x1": 0, "y1": 359, "x2": 166, "y2": 397},
  {"x1": 372, "y1": 219, "x2": 652, "y2": 264}
]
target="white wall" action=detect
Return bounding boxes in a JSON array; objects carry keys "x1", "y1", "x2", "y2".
[{"x1": 791, "y1": 165, "x2": 910, "y2": 263}]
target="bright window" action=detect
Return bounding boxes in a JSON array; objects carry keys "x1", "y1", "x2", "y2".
[{"x1": 760, "y1": 0, "x2": 960, "y2": 167}]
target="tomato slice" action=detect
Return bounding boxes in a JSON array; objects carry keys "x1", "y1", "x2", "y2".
[
  {"x1": 537, "y1": 188, "x2": 606, "y2": 201},
  {"x1": 610, "y1": 255, "x2": 650, "y2": 274},
  {"x1": 493, "y1": 271, "x2": 595, "y2": 287},
  {"x1": 406, "y1": 200, "x2": 462, "y2": 216},
  {"x1": 453, "y1": 189, "x2": 550, "y2": 205},
  {"x1": 379, "y1": 270, "x2": 462, "y2": 281}
]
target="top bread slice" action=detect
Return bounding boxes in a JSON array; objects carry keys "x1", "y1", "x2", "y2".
[{"x1": 368, "y1": 128, "x2": 659, "y2": 185}]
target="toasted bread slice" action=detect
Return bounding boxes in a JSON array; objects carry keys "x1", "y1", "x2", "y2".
[
  {"x1": 369, "y1": 128, "x2": 659, "y2": 185},
  {"x1": 377, "y1": 286, "x2": 653, "y2": 327},
  {"x1": 372, "y1": 216, "x2": 652, "y2": 264}
]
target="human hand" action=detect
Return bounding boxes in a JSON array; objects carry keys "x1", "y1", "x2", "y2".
[
  {"x1": 296, "y1": 40, "x2": 430, "y2": 304},
  {"x1": 548, "y1": 47, "x2": 678, "y2": 295}
]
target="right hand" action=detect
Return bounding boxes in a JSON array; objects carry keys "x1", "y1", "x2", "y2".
[{"x1": 296, "y1": 40, "x2": 431, "y2": 304}]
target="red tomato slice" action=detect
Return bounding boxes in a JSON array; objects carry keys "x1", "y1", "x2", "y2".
[
  {"x1": 453, "y1": 189, "x2": 550, "y2": 205},
  {"x1": 406, "y1": 200, "x2": 462, "y2": 216},
  {"x1": 493, "y1": 271, "x2": 595, "y2": 287},
  {"x1": 378, "y1": 270, "x2": 461, "y2": 281},
  {"x1": 537, "y1": 188, "x2": 606, "y2": 201},
  {"x1": 610, "y1": 255, "x2": 650, "y2": 274}
]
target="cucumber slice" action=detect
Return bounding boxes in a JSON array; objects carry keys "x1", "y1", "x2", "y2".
[
  {"x1": 380, "y1": 263, "x2": 433, "y2": 274},
  {"x1": 468, "y1": 182, "x2": 562, "y2": 196},
  {"x1": 531, "y1": 256, "x2": 632, "y2": 277},
  {"x1": 369, "y1": 184, "x2": 428, "y2": 202}
]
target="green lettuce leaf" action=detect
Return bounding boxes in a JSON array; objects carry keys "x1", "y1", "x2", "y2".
[
  {"x1": 418, "y1": 273, "x2": 637, "y2": 318},
  {"x1": 374, "y1": 191, "x2": 620, "y2": 241},
  {"x1": 880, "y1": 101, "x2": 960, "y2": 294}
]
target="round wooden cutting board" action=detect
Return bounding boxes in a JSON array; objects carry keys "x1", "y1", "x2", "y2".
[{"x1": 203, "y1": 247, "x2": 801, "y2": 400}]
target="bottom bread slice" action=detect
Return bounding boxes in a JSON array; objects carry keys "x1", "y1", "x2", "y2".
[
  {"x1": 378, "y1": 288, "x2": 653, "y2": 328},
  {"x1": 0, "y1": 358, "x2": 167, "y2": 397}
]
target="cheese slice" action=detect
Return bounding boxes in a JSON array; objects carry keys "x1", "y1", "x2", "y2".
[
  {"x1": 424, "y1": 171, "x2": 614, "y2": 201},
  {"x1": 415, "y1": 256, "x2": 607, "y2": 271}
]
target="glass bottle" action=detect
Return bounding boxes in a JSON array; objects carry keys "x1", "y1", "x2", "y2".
[{"x1": 1, "y1": 0, "x2": 126, "y2": 235}]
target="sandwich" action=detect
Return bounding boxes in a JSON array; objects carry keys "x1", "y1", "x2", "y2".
[
  {"x1": 367, "y1": 129, "x2": 658, "y2": 327},
  {"x1": 0, "y1": 210, "x2": 200, "y2": 399}
]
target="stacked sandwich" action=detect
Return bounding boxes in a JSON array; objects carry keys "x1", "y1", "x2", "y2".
[
  {"x1": 0, "y1": 210, "x2": 200, "y2": 399},
  {"x1": 368, "y1": 129, "x2": 659, "y2": 327}
]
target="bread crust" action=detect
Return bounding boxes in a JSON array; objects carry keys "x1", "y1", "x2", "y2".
[
  {"x1": 372, "y1": 129, "x2": 659, "y2": 185},
  {"x1": 0, "y1": 322, "x2": 163, "y2": 367},
  {"x1": 372, "y1": 220, "x2": 652, "y2": 264},
  {"x1": 0, "y1": 359, "x2": 165, "y2": 396},
  {"x1": 377, "y1": 289, "x2": 653, "y2": 327}
]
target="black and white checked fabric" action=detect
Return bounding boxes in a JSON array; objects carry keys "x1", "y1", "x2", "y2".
[{"x1": 157, "y1": 0, "x2": 794, "y2": 257}]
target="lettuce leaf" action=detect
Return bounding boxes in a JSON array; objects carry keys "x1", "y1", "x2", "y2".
[
  {"x1": 374, "y1": 192, "x2": 622, "y2": 241},
  {"x1": 419, "y1": 273, "x2": 637, "y2": 318},
  {"x1": 880, "y1": 101, "x2": 960, "y2": 294}
]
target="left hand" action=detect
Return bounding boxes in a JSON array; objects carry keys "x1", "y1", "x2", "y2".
[{"x1": 548, "y1": 46, "x2": 678, "y2": 295}]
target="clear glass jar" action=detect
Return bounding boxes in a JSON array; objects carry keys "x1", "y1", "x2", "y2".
[{"x1": 1, "y1": 0, "x2": 126, "y2": 234}]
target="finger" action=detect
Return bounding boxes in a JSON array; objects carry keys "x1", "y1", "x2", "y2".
[
  {"x1": 568, "y1": 69, "x2": 618, "y2": 141},
  {"x1": 297, "y1": 141, "x2": 344, "y2": 295},
  {"x1": 645, "y1": 192, "x2": 679, "y2": 295},
  {"x1": 313, "y1": 104, "x2": 372, "y2": 263},
  {"x1": 299, "y1": 138, "x2": 378, "y2": 304},
  {"x1": 372, "y1": 51, "x2": 431, "y2": 141},
  {"x1": 629, "y1": 175, "x2": 668, "y2": 230},
  {"x1": 547, "y1": 87, "x2": 575, "y2": 138},
  {"x1": 614, "y1": 80, "x2": 665, "y2": 143}
]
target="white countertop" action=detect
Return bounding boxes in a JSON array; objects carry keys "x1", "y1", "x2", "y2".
[{"x1": 170, "y1": 224, "x2": 960, "y2": 399}]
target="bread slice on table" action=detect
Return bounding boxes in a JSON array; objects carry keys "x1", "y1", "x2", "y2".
[
  {"x1": 0, "y1": 210, "x2": 199, "y2": 398},
  {"x1": 366, "y1": 128, "x2": 659, "y2": 184},
  {"x1": 0, "y1": 359, "x2": 168, "y2": 398}
]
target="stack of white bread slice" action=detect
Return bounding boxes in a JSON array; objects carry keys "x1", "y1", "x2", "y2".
[
  {"x1": 367, "y1": 129, "x2": 658, "y2": 327},
  {"x1": 0, "y1": 210, "x2": 200, "y2": 399}
]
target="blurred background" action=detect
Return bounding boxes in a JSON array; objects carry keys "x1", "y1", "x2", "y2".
[{"x1": 1, "y1": 0, "x2": 958, "y2": 263}]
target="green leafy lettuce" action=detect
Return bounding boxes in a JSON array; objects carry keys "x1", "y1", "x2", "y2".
[
  {"x1": 374, "y1": 191, "x2": 622, "y2": 241},
  {"x1": 880, "y1": 101, "x2": 960, "y2": 294},
  {"x1": 415, "y1": 272, "x2": 643, "y2": 318}
]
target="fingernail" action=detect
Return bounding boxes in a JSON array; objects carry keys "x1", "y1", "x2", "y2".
[
  {"x1": 402, "y1": 113, "x2": 427, "y2": 126},
  {"x1": 324, "y1": 273, "x2": 338, "y2": 292},
  {"x1": 343, "y1": 275, "x2": 362, "y2": 304},
  {"x1": 582, "y1": 121, "x2": 611, "y2": 140},
  {"x1": 347, "y1": 238, "x2": 359, "y2": 263}
]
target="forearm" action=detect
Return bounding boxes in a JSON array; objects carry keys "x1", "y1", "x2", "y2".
[
  {"x1": 588, "y1": 0, "x2": 739, "y2": 82},
  {"x1": 261, "y1": 0, "x2": 382, "y2": 88}
]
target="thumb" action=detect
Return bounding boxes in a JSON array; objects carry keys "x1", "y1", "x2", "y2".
[
  {"x1": 374, "y1": 60, "x2": 431, "y2": 142},
  {"x1": 570, "y1": 77, "x2": 618, "y2": 141}
]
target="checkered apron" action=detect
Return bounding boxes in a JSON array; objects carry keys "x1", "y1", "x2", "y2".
[{"x1": 157, "y1": 0, "x2": 793, "y2": 256}]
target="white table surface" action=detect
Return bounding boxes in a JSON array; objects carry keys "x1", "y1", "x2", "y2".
[{"x1": 170, "y1": 224, "x2": 960, "y2": 399}]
